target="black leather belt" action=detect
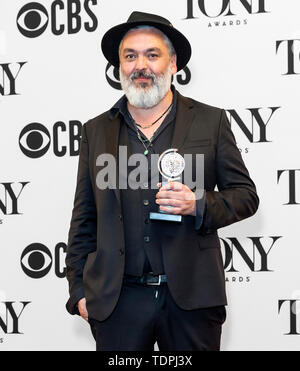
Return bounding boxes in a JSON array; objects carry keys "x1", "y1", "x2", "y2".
[{"x1": 123, "y1": 272, "x2": 167, "y2": 286}]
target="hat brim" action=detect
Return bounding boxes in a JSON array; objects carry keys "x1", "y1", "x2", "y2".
[{"x1": 101, "y1": 20, "x2": 191, "y2": 72}]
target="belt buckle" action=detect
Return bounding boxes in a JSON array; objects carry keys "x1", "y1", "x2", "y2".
[{"x1": 147, "y1": 273, "x2": 162, "y2": 286}]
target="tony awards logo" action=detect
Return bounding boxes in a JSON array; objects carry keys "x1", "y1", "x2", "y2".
[{"x1": 150, "y1": 148, "x2": 185, "y2": 223}]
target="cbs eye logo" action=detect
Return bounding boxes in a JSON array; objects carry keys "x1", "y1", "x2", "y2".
[
  {"x1": 105, "y1": 63, "x2": 121, "y2": 90},
  {"x1": 16, "y1": 0, "x2": 98, "y2": 38},
  {"x1": 19, "y1": 123, "x2": 51, "y2": 158},
  {"x1": 19, "y1": 121, "x2": 82, "y2": 158},
  {"x1": 105, "y1": 63, "x2": 192, "y2": 90},
  {"x1": 17, "y1": 2, "x2": 48, "y2": 38},
  {"x1": 21, "y1": 243, "x2": 66, "y2": 279},
  {"x1": 21, "y1": 243, "x2": 52, "y2": 279}
]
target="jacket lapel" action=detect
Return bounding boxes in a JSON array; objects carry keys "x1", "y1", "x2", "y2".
[
  {"x1": 105, "y1": 112, "x2": 132, "y2": 207},
  {"x1": 105, "y1": 113, "x2": 121, "y2": 206},
  {"x1": 170, "y1": 92, "x2": 195, "y2": 151}
]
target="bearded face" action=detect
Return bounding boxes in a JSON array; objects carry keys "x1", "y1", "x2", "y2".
[
  {"x1": 119, "y1": 27, "x2": 177, "y2": 109},
  {"x1": 119, "y1": 63, "x2": 173, "y2": 109}
]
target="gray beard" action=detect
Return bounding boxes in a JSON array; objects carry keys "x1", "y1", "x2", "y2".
[{"x1": 119, "y1": 64, "x2": 173, "y2": 109}]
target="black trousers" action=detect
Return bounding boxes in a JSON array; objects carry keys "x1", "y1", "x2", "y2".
[{"x1": 88, "y1": 280, "x2": 226, "y2": 351}]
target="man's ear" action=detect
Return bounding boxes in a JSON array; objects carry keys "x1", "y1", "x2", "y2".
[{"x1": 171, "y1": 54, "x2": 178, "y2": 75}]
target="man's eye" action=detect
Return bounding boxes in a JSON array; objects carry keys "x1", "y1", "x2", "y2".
[
  {"x1": 148, "y1": 54, "x2": 158, "y2": 59},
  {"x1": 125, "y1": 54, "x2": 136, "y2": 60}
]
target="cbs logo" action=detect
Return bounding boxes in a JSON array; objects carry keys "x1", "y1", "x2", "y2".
[
  {"x1": 19, "y1": 121, "x2": 82, "y2": 158},
  {"x1": 21, "y1": 242, "x2": 66, "y2": 279},
  {"x1": 17, "y1": 0, "x2": 98, "y2": 38}
]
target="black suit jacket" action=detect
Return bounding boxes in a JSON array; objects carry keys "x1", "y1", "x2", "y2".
[{"x1": 65, "y1": 91, "x2": 259, "y2": 321}]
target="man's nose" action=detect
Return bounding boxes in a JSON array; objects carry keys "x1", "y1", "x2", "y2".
[{"x1": 135, "y1": 55, "x2": 148, "y2": 70}]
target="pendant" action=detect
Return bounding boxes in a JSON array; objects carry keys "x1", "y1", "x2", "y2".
[{"x1": 144, "y1": 149, "x2": 149, "y2": 155}]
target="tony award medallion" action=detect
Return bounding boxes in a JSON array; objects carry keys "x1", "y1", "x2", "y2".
[{"x1": 150, "y1": 148, "x2": 185, "y2": 223}]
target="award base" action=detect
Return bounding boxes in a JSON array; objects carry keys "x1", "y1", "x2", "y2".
[{"x1": 149, "y1": 212, "x2": 182, "y2": 223}]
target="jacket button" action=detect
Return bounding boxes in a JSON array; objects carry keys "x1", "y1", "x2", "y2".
[
  {"x1": 143, "y1": 200, "x2": 149, "y2": 206},
  {"x1": 120, "y1": 248, "x2": 124, "y2": 255},
  {"x1": 119, "y1": 214, "x2": 123, "y2": 221}
]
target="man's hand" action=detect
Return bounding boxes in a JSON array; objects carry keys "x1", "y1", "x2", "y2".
[
  {"x1": 155, "y1": 181, "x2": 196, "y2": 216},
  {"x1": 78, "y1": 298, "x2": 89, "y2": 322}
]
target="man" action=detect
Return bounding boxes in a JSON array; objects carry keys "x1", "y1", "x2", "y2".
[{"x1": 65, "y1": 11, "x2": 259, "y2": 351}]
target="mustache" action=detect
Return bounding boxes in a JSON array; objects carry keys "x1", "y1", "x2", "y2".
[{"x1": 130, "y1": 70, "x2": 156, "y2": 82}]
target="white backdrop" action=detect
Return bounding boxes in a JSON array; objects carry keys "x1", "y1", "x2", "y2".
[{"x1": 0, "y1": 0, "x2": 299, "y2": 351}]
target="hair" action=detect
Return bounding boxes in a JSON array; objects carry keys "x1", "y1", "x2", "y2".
[{"x1": 118, "y1": 25, "x2": 176, "y2": 59}]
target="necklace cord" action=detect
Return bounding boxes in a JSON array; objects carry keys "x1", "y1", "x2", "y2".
[{"x1": 128, "y1": 102, "x2": 173, "y2": 155}]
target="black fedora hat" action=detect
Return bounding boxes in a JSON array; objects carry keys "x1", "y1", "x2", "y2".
[{"x1": 101, "y1": 11, "x2": 191, "y2": 72}]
